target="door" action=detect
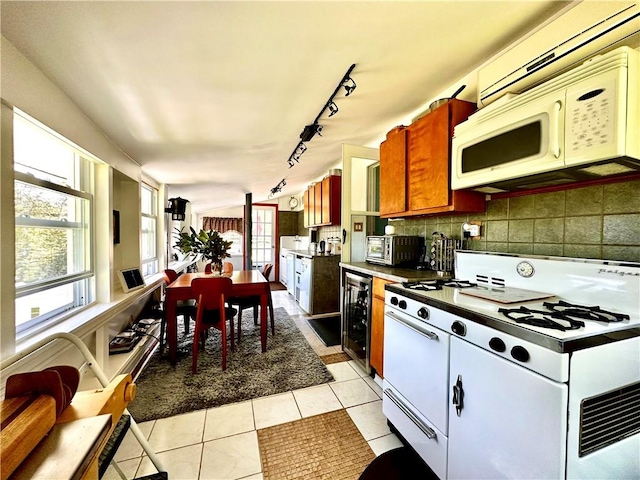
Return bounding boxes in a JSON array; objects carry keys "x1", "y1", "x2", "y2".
[
  {"x1": 251, "y1": 205, "x2": 276, "y2": 281},
  {"x1": 340, "y1": 144, "x2": 380, "y2": 262},
  {"x1": 448, "y1": 337, "x2": 567, "y2": 479}
]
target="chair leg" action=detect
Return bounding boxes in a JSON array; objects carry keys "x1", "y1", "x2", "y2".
[
  {"x1": 236, "y1": 311, "x2": 241, "y2": 344},
  {"x1": 252, "y1": 306, "x2": 258, "y2": 326},
  {"x1": 192, "y1": 327, "x2": 199, "y2": 374},
  {"x1": 159, "y1": 315, "x2": 166, "y2": 353},
  {"x1": 221, "y1": 319, "x2": 227, "y2": 371},
  {"x1": 268, "y1": 295, "x2": 275, "y2": 336},
  {"x1": 183, "y1": 315, "x2": 190, "y2": 335},
  {"x1": 229, "y1": 316, "x2": 235, "y2": 352}
]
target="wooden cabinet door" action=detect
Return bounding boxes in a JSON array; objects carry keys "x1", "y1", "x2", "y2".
[
  {"x1": 321, "y1": 175, "x2": 342, "y2": 226},
  {"x1": 303, "y1": 188, "x2": 312, "y2": 228},
  {"x1": 321, "y1": 176, "x2": 331, "y2": 225},
  {"x1": 370, "y1": 276, "x2": 391, "y2": 378},
  {"x1": 407, "y1": 105, "x2": 450, "y2": 211},
  {"x1": 380, "y1": 127, "x2": 407, "y2": 217},
  {"x1": 313, "y1": 182, "x2": 322, "y2": 226}
]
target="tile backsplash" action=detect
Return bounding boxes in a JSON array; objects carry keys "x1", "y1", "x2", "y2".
[{"x1": 389, "y1": 179, "x2": 640, "y2": 263}]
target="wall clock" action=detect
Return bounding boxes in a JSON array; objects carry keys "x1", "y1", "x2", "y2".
[{"x1": 289, "y1": 196, "x2": 299, "y2": 210}]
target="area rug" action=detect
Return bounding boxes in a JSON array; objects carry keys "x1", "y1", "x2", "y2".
[
  {"x1": 257, "y1": 409, "x2": 376, "y2": 480},
  {"x1": 307, "y1": 315, "x2": 341, "y2": 346},
  {"x1": 320, "y1": 352, "x2": 351, "y2": 365},
  {"x1": 128, "y1": 307, "x2": 334, "y2": 422}
]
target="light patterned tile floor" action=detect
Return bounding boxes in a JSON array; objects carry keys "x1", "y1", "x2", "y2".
[{"x1": 104, "y1": 289, "x2": 401, "y2": 480}]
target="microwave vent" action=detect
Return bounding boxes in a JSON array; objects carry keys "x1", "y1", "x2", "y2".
[
  {"x1": 578, "y1": 163, "x2": 636, "y2": 177},
  {"x1": 579, "y1": 381, "x2": 640, "y2": 457}
]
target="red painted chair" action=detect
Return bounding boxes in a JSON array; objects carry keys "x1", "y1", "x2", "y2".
[
  {"x1": 161, "y1": 269, "x2": 197, "y2": 351},
  {"x1": 229, "y1": 264, "x2": 275, "y2": 342},
  {"x1": 191, "y1": 277, "x2": 238, "y2": 372}
]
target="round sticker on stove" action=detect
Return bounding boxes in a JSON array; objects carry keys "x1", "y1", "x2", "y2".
[{"x1": 516, "y1": 261, "x2": 535, "y2": 278}]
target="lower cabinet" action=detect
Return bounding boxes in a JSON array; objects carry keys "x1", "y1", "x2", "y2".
[{"x1": 370, "y1": 276, "x2": 391, "y2": 377}]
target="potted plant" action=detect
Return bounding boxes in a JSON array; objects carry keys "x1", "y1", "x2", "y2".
[{"x1": 173, "y1": 227, "x2": 232, "y2": 273}]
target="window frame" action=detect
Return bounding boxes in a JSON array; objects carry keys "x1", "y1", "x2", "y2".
[
  {"x1": 140, "y1": 183, "x2": 158, "y2": 277},
  {"x1": 13, "y1": 110, "x2": 96, "y2": 333}
]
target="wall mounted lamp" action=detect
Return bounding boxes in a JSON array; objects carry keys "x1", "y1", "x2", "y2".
[{"x1": 164, "y1": 197, "x2": 189, "y2": 221}]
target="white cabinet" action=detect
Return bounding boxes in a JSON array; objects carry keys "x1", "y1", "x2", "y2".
[
  {"x1": 297, "y1": 256, "x2": 312, "y2": 313},
  {"x1": 286, "y1": 253, "x2": 295, "y2": 296}
]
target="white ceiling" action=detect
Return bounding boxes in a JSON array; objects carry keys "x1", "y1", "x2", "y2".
[{"x1": 1, "y1": 1, "x2": 570, "y2": 214}]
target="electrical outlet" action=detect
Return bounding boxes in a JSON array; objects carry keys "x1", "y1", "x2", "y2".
[{"x1": 469, "y1": 221, "x2": 482, "y2": 238}]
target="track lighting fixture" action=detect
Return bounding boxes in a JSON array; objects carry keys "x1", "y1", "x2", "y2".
[
  {"x1": 273, "y1": 64, "x2": 356, "y2": 197},
  {"x1": 342, "y1": 76, "x2": 357, "y2": 96},
  {"x1": 300, "y1": 124, "x2": 323, "y2": 142},
  {"x1": 269, "y1": 178, "x2": 287, "y2": 198},
  {"x1": 327, "y1": 101, "x2": 339, "y2": 117},
  {"x1": 164, "y1": 197, "x2": 189, "y2": 221}
]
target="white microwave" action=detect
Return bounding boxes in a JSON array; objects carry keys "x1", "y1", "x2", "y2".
[{"x1": 451, "y1": 47, "x2": 640, "y2": 193}]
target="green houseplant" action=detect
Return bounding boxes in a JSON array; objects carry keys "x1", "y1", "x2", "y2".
[{"x1": 173, "y1": 227, "x2": 232, "y2": 273}]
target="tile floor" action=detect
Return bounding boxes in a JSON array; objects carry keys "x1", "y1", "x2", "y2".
[{"x1": 104, "y1": 289, "x2": 403, "y2": 480}]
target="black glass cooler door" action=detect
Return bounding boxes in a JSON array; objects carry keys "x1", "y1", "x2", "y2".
[{"x1": 342, "y1": 272, "x2": 372, "y2": 373}]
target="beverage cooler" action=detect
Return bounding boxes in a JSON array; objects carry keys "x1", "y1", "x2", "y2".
[{"x1": 342, "y1": 271, "x2": 372, "y2": 374}]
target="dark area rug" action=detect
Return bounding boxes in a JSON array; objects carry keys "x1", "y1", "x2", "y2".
[
  {"x1": 307, "y1": 315, "x2": 341, "y2": 346},
  {"x1": 128, "y1": 307, "x2": 333, "y2": 422}
]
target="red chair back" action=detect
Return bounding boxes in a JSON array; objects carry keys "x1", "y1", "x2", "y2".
[
  {"x1": 262, "y1": 264, "x2": 273, "y2": 281},
  {"x1": 164, "y1": 269, "x2": 179, "y2": 284},
  {"x1": 191, "y1": 277, "x2": 233, "y2": 312},
  {"x1": 204, "y1": 263, "x2": 213, "y2": 274}
]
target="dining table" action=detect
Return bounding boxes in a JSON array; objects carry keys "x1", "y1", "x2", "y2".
[{"x1": 164, "y1": 270, "x2": 270, "y2": 365}]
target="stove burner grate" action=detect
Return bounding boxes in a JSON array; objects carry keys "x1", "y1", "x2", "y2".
[
  {"x1": 402, "y1": 279, "x2": 477, "y2": 291},
  {"x1": 402, "y1": 280, "x2": 442, "y2": 291},
  {"x1": 442, "y1": 279, "x2": 477, "y2": 289},
  {"x1": 498, "y1": 306, "x2": 585, "y2": 331},
  {"x1": 542, "y1": 300, "x2": 630, "y2": 323}
]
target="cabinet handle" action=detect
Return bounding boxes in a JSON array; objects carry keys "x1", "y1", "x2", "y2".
[
  {"x1": 452, "y1": 374, "x2": 464, "y2": 417},
  {"x1": 386, "y1": 311, "x2": 438, "y2": 340},
  {"x1": 552, "y1": 100, "x2": 562, "y2": 159},
  {"x1": 384, "y1": 389, "x2": 437, "y2": 439}
]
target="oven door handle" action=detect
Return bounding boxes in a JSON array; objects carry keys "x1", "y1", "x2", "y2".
[
  {"x1": 384, "y1": 389, "x2": 437, "y2": 440},
  {"x1": 386, "y1": 311, "x2": 438, "y2": 340}
]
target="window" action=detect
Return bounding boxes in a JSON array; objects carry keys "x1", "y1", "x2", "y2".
[
  {"x1": 141, "y1": 184, "x2": 158, "y2": 277},
  {"x1": 221, "y1": 230, "x2": 242, "y2": 255},
  {"x1": 14, "y1": 111, "x2": 95, "y2": 332}
]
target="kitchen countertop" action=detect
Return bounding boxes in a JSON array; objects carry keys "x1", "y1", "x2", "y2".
[
  {"x1": 287, "y1": 249, "x2": 341, "y2": 259},
  {"x1": 339, "y1": 262, "x2": 450, "y2": 282}
]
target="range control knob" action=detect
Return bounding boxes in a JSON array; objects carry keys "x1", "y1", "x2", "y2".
[
  {"x1": 489, "y1": 337, "x2": 506, "y2": 353},
  {"x1": 511, "y1": 346, "x2": 530, "y2": 363},
  {"x1": 398, "y1": 300, "x2": 407, "y2": 310},
  {"x1": 451, "y1": 321, "x2": 466, "y2": 336},
  {"x1": 390, "y1": 296, "x2": 399, "y2": 306},
  {"x1": 417, "y1": 307, "x2": 429, "y2": 320}
]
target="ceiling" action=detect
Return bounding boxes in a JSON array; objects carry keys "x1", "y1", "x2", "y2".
[{"x1": 1, "y1": 1, "x2": 570, "y2": 214}]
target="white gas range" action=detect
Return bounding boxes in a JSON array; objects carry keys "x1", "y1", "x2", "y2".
[{"x1": 382, "y1": 251, "x2": 639, "y2": 480}]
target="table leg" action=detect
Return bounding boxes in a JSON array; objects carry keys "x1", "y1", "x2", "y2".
[
  {"x1": 165, "y1": 296, "x2": 177, "y2": 365},
  {"x1": 260, "y1": 290, "x2": 268, "y2": 352}
]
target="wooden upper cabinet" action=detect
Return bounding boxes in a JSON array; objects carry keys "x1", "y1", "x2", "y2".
[
  {"x1": 304, "y1": 175, "x2": 341, "y2": 227},
  {"x1": 379, "y1": 127, "x2": 407, "y2": 217},
  {"x1": 379, "y1": 99, "x2": 485, "y2": 218},
  {"x1": 314, "y1": 182, "x2": 323, "y2": 226},
  {"x1": 303, "y1": 188, "x2": 312, "y2": 228},
  {"x1": 408, "y1": 106, "x2": 450, "y2": 210}
]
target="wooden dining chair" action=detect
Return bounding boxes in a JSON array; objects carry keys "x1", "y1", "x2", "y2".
[
  {"x1": 229, "y1": 264, "x2": 275, "y2": 342},
  {"x1": 161, "y1": 269, "x2": 197, "y2": 352},
  {"x1": 191, "y1": 277, "x2": 238, "y2": 373}
]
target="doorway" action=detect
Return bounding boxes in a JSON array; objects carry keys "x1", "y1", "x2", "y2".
[{"x1": 251, "y1": 204, "x2": 277, "y2": 281}]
